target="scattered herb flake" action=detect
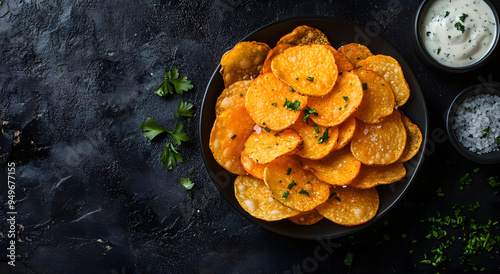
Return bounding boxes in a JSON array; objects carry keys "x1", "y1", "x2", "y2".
[
  {"x1": 231, "y1": 134, "x2": 237, "y2": 140},
  {"x1": 362, "y1": 83, "x2": 368, "y2": 90},
  {"x1": 318, "y1": 128, "x2": 329, "y2": 144},
  {"x1": 299, "y1": 189, "x2": 310, "y2": 196},
  {"x1": 282, "y1": 190, "x2": 290, "y2": 199},
  {"x1": 287, "y1": 181, "x2": 297, "y2": 190},
  {"x1": 306, "y1": 76, "x2": 314, "y2": 82}
]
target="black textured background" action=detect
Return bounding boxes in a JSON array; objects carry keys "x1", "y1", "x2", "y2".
[{"x1": 1, "y1": 0, "x2": 500, "y2": 273}]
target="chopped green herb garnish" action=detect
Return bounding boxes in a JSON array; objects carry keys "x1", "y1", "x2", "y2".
[
  {"x1": 343, "y1": 96, "x2": 349, "y2": 101},
  {"x1": 283, "y1": 98, "x2": 301, "y2": 111},
  {"x1": 437, "y1": 48, "x2": 441, "y2": 55},
  {"x1": 381, "y1": 83, "x2": 385, "y2": 86},
  {"x1": 287, "y1": 168, "x2": 292, "y2": 175},
  {"x1": 455, "y1": 22, "x2": 465, "y2": 33},
  {"x1": 356, "y1": 65, "x2": 362, "y2": 69},
  {"x1": 282, "y1": 190, "x2": 290, "y2": 199},
  {"x1": 426, "y1": 31, "x2": 431, "y2": 36},
  {"x1": 289, "y1": 88, "x2": 295, "y2": 92},
  {"x1": 231, "y1": 134, "x2": 237, "y2": 140},
  {"x1": 444, "y1": 11, "x2": 450, "y2": 18},
  {"x1": 460, "y1": 13, "x2": 469, "y2": 22},
  {"x1": 306, "y1": 76, "x2": 314, "y2": 82},
  {"x1": 299, "y1": 189, "x2": 310, "y2": 196},
  {"x1": 362, "y1": 83, "x2": 368, "y2": 90},
  {"x1": 312, "y1": 125, "x2": 320, "y2": 133},
  {"x1": 335, "y1": 196, "x2": 341, "y2": 201},
  {"x1": 344, "y1": 252, "x2": 354, "y2": 267},
  {"x1": 271, "y1": 102, "x2": 277, "y2": 106},
  {"x1": 303, "y1": 106, "x2": 318, "y2": 121},
  {"x1": 287, "y1": 181, "x2": 297, "y2": 190},
  {"x1": 436, "y1": 187, "x2": 445, "y2": 197},
  {"x1": 318, "y1": 128, "x2": 329, "y2": 144},
  {"x1": 264, "y1": 126, "x2": 271, "y2": 132}
]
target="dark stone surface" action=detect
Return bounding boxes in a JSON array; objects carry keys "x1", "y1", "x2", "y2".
[{"x1": 1, "y1": 0, "x2": 500, "y2": 273}]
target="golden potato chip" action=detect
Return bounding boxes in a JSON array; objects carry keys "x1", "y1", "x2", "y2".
[
  {"x1": 399, "y1": 113, "x2": 423, "y2": 162},
  {"x1": 335, "y1": 116, "x2": 356, "y2": 150},
  {"x1": 357, "y1": 55, "x2": 410, "y2": 107},
  {"x1": 301, "y1": 146, "x2": 361, "y2": 186},
  {"x1": 288, "y1": 209, "x2": 324, "y2": 225},
  {"x1": 240, "y1": 151, "x2": 267, "y2": 180},
  {"x1": 264, "y1": 155, "x2": 330, "y2": 212},
  {"x1": 352, "y1": 69, "x2": 395, "y2": 124},
  {"x1": 291, "y1": 112, "x2": 339, "y2": 160},
  {"x1": 209, "y1": 105, "x2": 255, "y2": 174},
  {"x1": 309, "y1": 71, "x2": 363, "y2": 127},
  {"x1": 350, "y1": 110, "x2": 407, "y2": 166},
  {"x1": 215, "y1": 80, "x2": 253, "y2": 116},
  {"x1": 316, "y1": 186, "x2": 379, "y2": 226},
  {"x1": 330, "y1": 47, "x2": 354, "y2": 72},
  {"x1": 220, "y1": 41, "x2": 271, "y2": 87},
  {"x1": 337, "y1": 43, "x2": 374, "y2": 66},
  {"x1": 349, "y1": 163, "x2": 406, "y2": 189},
  {"x1": 271, "y1": 44, "x2": 338, "y2": 97},
  {"x1": 234, "y1": 175, "x2": 300, "y2": 221},
  {"x1": 261, "y1": 44, "x2": 293, "y2": 74},
  {"x1": 277, "y1": 25, "x2": 330, "y2": 46},
  {"x1": 245, "y1": 73, "x2": 308, "y2": 131},
  {"x1": 243, "y1": 129, "x2": 302, "y2": 164}
]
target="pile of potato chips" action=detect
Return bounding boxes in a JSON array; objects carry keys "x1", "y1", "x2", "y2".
[{"x1": 210, "y1": 25, "x2": 422, "y2": 226}]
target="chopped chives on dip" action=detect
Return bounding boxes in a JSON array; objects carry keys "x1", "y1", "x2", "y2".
[
  {"x1": 452, "y1": 93, "x2": 500, "y2": 154},
  {"x1": 419, "y1": 0, "x2": 498, "y2": 67}
]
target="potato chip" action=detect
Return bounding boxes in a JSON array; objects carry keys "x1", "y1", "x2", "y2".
[
  {"x1": 352, "y1": 69, "x2": 395, "y2": 124},
  {"x1": 277, "y1": 25, "x2": 330, "y2": 46},
  {"x1": 209, "y1": 105, "x2": 255, "y2": 174},
  {"x1": 220, "y1": 41, "x2": 271, "y2": 87},
  {"x1": 261, "y1": 44, "x2": 293, "y2": 74},
  {"x1": 309, "y1": 71, "x2": 363, "y2": 127},
  {"x1": 399, "y1": 113, "x2": 423, "y2": 162},
  {"x1": 316, "y1": 186, "x2": 379, "y2": 226},
  {"x1": 330, "y1": 47, "x2": 354, "y2": 72},
  {"x1": 337, "y1": 43, "x2": 374, "y2": 66},
  {"x1": 349, "y1": 163, "x2": 406, "y2": 189},
  {"x1": 215, "y1": 80, "x2": 253, "y2": 116},
  {"x1": 288, "y1": 209, "x2": 324, "y2": 225},
  {"x1": 335, "y1": 116, "x2": 356, "y2": 150},
  {"x1": 234, "y1": 175, "x2": 299, "y2": 221},
  {"x1": 350, "y1": 110, "x2": 407, "y2": 166},
  {"x1": 291, "y1": 112, "x2": 339, "y2": 160},
  {"x1": 357, "y1": 55, "x2": 410, "y2": 107},
  {"x1": 271, "y1": 44, "x2": 338, "y2": 97},
  {"x1": 264, "y1": 155, "x2": 330, "y2": 212},
  {"x1": 245, "y1": 73, "x2": 308, "y2": 131},
  {"x1": 243, "y1": 129, "x2": 302, "y2": 164},
  {"x1": 240, "y1": 151, "x2": 267, "y2": 180},
  {"x1": 301, "y1": 146, "x2": 361, "y2": 186}
]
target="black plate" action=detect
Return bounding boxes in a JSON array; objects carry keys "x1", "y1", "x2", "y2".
[{"x1": 199, "y1": 17, "x2": 428, "y2": 239}]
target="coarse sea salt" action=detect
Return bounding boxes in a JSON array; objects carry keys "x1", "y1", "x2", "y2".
[{"x1": 452, "y1": 93, "x2": 500, "y2": 154}]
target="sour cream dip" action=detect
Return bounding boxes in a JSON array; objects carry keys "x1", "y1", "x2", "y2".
[{"x1": 419, "y1": 0, "x2": 498, "y2": 67}]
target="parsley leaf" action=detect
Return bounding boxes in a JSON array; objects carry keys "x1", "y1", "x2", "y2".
[
  {"x1": 140, "y1": 118, "x2": 167, "y2": 141},
  {"x1": 299, "y1": 189, "x2": 310, "y2": 196},
  {"x1": 181, "y1": 178, "x2": 194, "y2": 197},
  {"x1": 168, "y1": 122, "x2": 190, "y2": 145},
  {"x1": 175, "y1": 100, "x2": 194, "y2": 117},
  {"x1": 160, "y1": 142, "x2": 184, "y2": 170},
  {"x1": 181, "y1": 178, "x2": 194, "y2": 190},
  {"x1": 155, "y1": 67, "x2": 193, "y2": 97}
]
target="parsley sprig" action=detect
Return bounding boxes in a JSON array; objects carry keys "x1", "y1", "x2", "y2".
[{"x1": 155, "y1": 67, "x2": 193, "y2": 97}]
